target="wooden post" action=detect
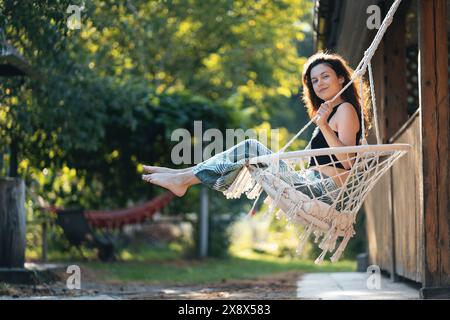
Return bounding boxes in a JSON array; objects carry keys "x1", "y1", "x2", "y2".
[
  {"x1": 198, "y1": 185, "x2": 209, "y2": 258},
  {"x1": 418, "y1": 0, "x2": 450, "y2": 298},
  {"x1": 42, "y1": 222, "x2": 47, "y2": 262},
  {"x1": 0, "y1": 178, "x2": 26, "y2": 268}
]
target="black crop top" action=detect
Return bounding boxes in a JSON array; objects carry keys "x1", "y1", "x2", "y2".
[{"x1": 308, "y1": 103, "x2": 362, "y2": 170}]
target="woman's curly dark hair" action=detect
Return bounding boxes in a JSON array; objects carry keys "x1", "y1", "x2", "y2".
[{"x1": 302, "y1": 52, "x2": 372, "y2": 138}]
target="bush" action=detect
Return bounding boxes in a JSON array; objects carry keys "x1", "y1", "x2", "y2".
[
  {"x1": 207, "y1": 214, "x2": 236, "y2": 258},
  {"x1": 187, "y1": 211, "x2": 237, "y2": 259}
]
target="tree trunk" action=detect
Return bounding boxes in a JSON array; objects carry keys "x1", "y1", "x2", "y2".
[{"x1": 0, "y1": 178, "x2": 26, "y2": 268}]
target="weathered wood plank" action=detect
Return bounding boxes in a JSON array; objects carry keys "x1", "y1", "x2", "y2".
[
  {"x1": 434, "y1": 0, "x2": 450, "y2": 289},
  {"x1": 365, "y1": 40, "x2": 394, "y2": 275},
  {"x1": 418, "y1": 0, "x2": 450, "y2": 288},
  {"x1": 364, "y1": 171, "x2": 393, "y2": 273},
  {"x1": 392, "y1": 115, "x2": 422, "y2": 282},
  {"x1": 384, "y1": 10, "x2": 409, "y2": 140}
]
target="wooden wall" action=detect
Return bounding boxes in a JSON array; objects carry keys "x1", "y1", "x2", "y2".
[
  {"x1": 366, "y1": 0, "x2": 450, "y2": 295},
  {"x1": 317, "y1": 0, "x2": 449, "y2": 294},
  {"x1": 391, "y1": 113, "x2": 422, "y2": 282},
  {"x1": 418, "y1": 0, "x2": 450, "y2": 294},
  {"x1": 383, "y1": 6, "x2": 409, "y2": 139},
  {"x1": 333, "y1": 0, "x2": 376, "y2": 66},
  {"x1": 363, "y1": 14, "x2": 397, "y2": 277},
  {"x1": 364, "y1": 171, "x2": 394, "y2": 273}
]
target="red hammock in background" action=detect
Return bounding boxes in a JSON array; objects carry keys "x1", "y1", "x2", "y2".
[
  {"x1": 42, "y1": 192, "x2": 174, "y2": 229},
  {"x1": 39, "y1": 192, "x2": 174, "y2": 261}
]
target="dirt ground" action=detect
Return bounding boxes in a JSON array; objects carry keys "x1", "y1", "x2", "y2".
[{"x1": 0, "y1": 270, "x2": 303, "y2": 300}]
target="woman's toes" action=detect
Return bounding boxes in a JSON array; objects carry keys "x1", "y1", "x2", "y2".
[{"x1": 142, "y1": 165, "x2": 153, "y2": 173}]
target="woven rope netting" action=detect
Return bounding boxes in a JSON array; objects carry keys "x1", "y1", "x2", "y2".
[{"x1": 222, "y1": 0, "x2": 411, "y2": 264}]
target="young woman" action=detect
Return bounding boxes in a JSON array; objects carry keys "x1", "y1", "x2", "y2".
[{"x1": 142, "y1": 52, "x2": 371, "y2": 206}]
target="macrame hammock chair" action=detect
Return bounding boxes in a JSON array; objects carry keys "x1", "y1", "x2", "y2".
[{"x1": 223, "y1": 0, "x2": 411, "y2": 264}]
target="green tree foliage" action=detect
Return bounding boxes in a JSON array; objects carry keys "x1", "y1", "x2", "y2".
[
  {"x1": 84, "y1": 0, "x2": 311, "y2": 118},
  {"x1": 0, "y1": 0, "x2": 313, "y2": 211}
]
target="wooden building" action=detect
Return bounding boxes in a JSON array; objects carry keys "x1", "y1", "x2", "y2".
[{"x1": 313, "y1": 0, "x2": 449, "y2": 298}]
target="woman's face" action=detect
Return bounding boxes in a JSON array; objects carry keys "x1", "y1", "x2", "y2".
[{"x1": 310, "y1": 63, "x2": 344, "y2": 101}]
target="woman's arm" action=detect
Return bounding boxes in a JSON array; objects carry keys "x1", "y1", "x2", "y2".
[{"x1": 318, "y1": 103, "x2": 360, "y2": 169}]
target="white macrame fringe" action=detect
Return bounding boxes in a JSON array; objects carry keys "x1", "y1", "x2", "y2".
[
  {"x1": 223, "y1": 166, "x2": 253, "y2": 199},
  {"x1": 246, "y1": 166, "x2": 361, "y2": 264},
  {"x1": 296, "y1": 223, "x2": 314, "y2": 256}
]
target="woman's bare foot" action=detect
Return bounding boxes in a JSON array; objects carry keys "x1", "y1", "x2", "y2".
[
  {"x1": 142, "y1": 165, "x2": 191, "y2": 174},
  {"x1": 142, "y1": 171, "x2": 200, "y2": 197}
]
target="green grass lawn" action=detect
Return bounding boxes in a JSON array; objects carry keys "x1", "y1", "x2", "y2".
[{"x1": 81, "y1": 243, "x2": 356, "y2": 285}]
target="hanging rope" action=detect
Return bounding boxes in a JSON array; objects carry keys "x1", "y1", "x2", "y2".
[{"x1": 368, "y1": 61, "x2": 382, "y2": 144}]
